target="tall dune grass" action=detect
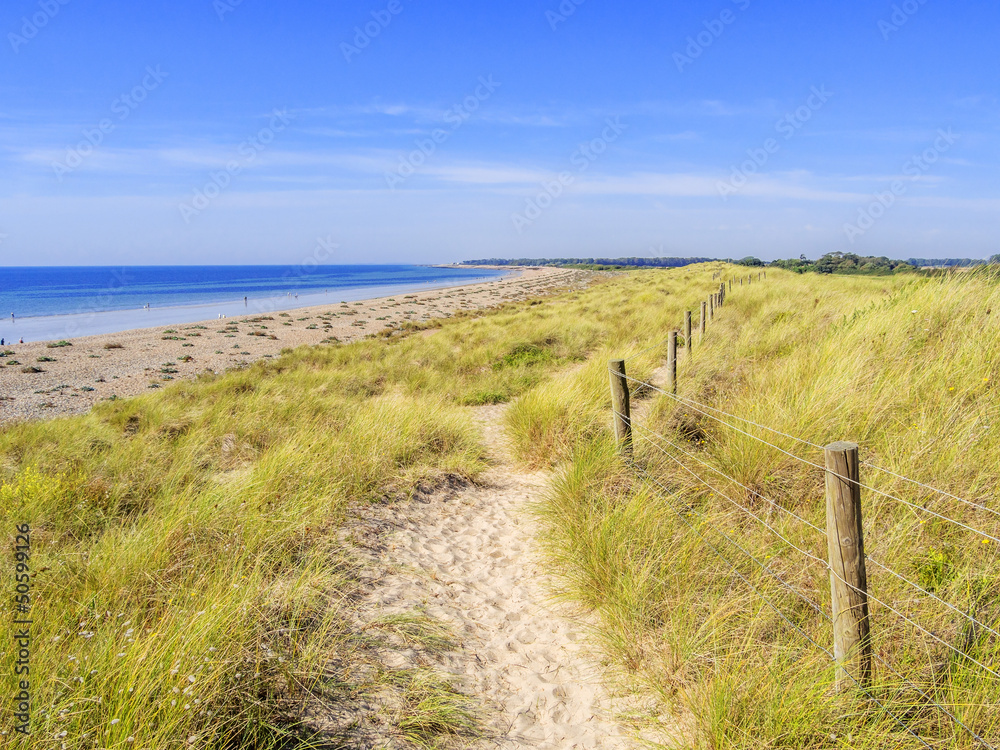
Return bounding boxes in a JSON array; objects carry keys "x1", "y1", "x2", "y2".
[
  {"x1": 511, "y1": 267, "x2": 1000, "y2": 747},
  {"x1": 8, "y1": 263, "x2": 995, "y2": 747},
  {"x1": 1, "y1": 270, "x2": 739, "y2": 748}
]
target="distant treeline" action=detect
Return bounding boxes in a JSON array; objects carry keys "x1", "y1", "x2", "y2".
[
  {"x1": 763, "y1": 253, "x2": 1000, "y2": 275},
  {"x1": 462, "y1": 254, "x2": 1000, "y2": 275},
  {"x1": 461, "y1": 257, "x2": 718, "y2": 268},
  {"x1": 765, "y1": 253, "x2": 915, "y2": 275},
  {"x1": 907, "y1": 258, "x2": 990, "y2": 268}
]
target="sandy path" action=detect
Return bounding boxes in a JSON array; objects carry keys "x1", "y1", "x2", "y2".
[{"x1": 364, "y1": 404, "x2": 647, "y2": 748}]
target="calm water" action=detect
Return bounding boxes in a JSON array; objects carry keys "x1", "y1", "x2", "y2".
[{"x1": 0, "y1": 265, "x2": 506, "y2": 342}]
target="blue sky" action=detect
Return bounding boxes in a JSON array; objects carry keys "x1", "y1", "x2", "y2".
[{"x1": 1, "y1": 0, "x2": 997, "y2": 265}]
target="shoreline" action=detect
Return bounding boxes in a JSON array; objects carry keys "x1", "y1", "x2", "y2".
[
  {"x1": 1, "y1": 269, "x2": 511, "y2": 344},
  {"x1": 0, "y1": 267, "x2": 596, "y2": 425}
]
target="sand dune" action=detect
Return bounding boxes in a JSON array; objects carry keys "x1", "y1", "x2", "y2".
[{"x1": 0, "y1": 268, "x2": 592, "y2": 424}]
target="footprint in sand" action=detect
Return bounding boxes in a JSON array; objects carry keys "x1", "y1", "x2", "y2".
[{"x1": 357, "y1": 403, "x2": 661, "y2": 749}]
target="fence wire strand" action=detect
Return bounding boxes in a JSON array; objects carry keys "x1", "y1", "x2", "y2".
[
  {"x1": 615, "y1": 371, "x2": 1000, "y2": 546},
  {"x1": 626, "y1": 421, "x2": 830, "y2": 571},
  {"x1": 619, "y1": 397, "x2": 1000, "y2": 682},
  {"x1": 864, "y1": 556, "x2": 1000, "y2": 644},
  {"x1": 632, "y1": 431, "x2": 831, "y2": 621},
  {"x1": 607, "y1": 279, "x2": 996, "y2": 747},
  {"x1": 631, "y1": 420, "x2": 826, "y2": 535},
  {"x1": 630, "y1": 435, "x2": 996, "y2": 749},
  {"x1": 626, "y1": 407, "x2": 1000, "y2": 644},
  {"x1": 630, "y1": 463, "x2": 936, "y2": 750},
  {"x1": 619, "y1": 367, "x2": 1000, "y2": 522}
]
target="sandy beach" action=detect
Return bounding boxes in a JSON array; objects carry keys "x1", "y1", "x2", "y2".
[{"x1": 0, "y1": 267, "x2": 595, "y2": 425}]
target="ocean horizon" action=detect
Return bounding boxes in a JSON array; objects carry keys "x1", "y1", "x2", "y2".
[{"x1": 0, "y1": 265, "x2": 507, "y2": 342}]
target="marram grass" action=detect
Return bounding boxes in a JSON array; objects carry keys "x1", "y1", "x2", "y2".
[
  {"x1": 5, "y1": 264, "x2": 997, "y2": 748},
  {"x1": 0, "y1": 270, "x2": 721, "y2": 748},
  {"x1": 512, "y1": 267, "x2": 1000, "y2": 748}
]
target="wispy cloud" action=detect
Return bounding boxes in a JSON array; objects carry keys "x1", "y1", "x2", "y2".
[
  {"x1": 953, "y1": 94, "x2": 998, "y2": 109},
  {"x1": 632, "y1": 98, "x2": 781, "y2": 118},
  {"x1": 648, "y1": 130, "x2": 701, "y2": 143},
  {"x1": 421, "y1": 164, "x2": 550, "y2": 184}
]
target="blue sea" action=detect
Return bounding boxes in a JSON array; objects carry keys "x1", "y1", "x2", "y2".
[{"x1": 0, "y1": 265, "x2": 507, "y2": 343}]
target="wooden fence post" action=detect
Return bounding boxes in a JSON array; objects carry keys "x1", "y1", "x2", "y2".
[
  {"x1": 609, "y1": 360, "x2": 632, "y2": 455},
  {"x1": 684, "y1": 311, "x2": 692, "y2": 358},
  {"x1": 667, "y1": 330, "x2": 677, "y2": 394},
  {"x1": 719, "y1": 283, "x2": 725, "y2": 305},
  {"x1": 700, "y1": 301, "x2": 707, "y2": 338},
  {"x1": 824, "y1": 441, "x2": 872, "y2": 691},
  {"x1": 708, "y1": 295, "x2": 714, "y2": 321}
]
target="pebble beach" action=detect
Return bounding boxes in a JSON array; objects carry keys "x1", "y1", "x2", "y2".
[{"x1": 0, "y1": 268, "x2": 594, "y2": 425}]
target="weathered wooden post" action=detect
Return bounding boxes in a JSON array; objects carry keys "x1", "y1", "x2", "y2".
[
  {"x1": 699, "y1": 301, "x2": 707, "y2": 338},
  {"x1": 719, "y1": 283, "x2": 725, "y2": 305},
  {"x1": 684, "y1": 311, "x2": 692, "y2": 358},
  {"x1": 824, "y1": 441, "x2": 872, "y2": 691},
  {"x1": 609, "y1": 360, "x2": 632, "y2": 456},
  {"x1": 667, "y1": 330, "x2": 677, "y2": 394},
  {"x1": 729, "y1": 279, "x2": 732, "y2": 292},
  {"x1": 708, "y1": 295, "x2": 714, "y2": 321}
]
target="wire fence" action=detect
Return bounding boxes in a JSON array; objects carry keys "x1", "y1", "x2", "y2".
[{"x1": 605, "y1": 273, "x2": 999, "y2": 748}]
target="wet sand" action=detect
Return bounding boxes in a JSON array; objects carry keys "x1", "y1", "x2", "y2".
[{"x1": 0, "y1": 268, "x2": 594, "y2": 425}]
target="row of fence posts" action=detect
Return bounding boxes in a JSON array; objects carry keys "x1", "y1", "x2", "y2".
[
  {"x1": 714, "y1": 270, "x2": 766, "y2": 283},
  {"x1": 609, "y1": 271, "x2": 871, "y2": 693}
]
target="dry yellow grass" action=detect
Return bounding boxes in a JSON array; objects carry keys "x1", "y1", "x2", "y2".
[
  {"x1": 4, "y1": 263, "x2": 997, "y2": 747},
  {"x1": 512, "y1": 266, "x2": 1000, "y2": 748}
]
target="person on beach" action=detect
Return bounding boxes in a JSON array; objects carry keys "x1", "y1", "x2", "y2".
[{"x1": 244, "y1": 296, "x2": 248, "y2": 305}]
